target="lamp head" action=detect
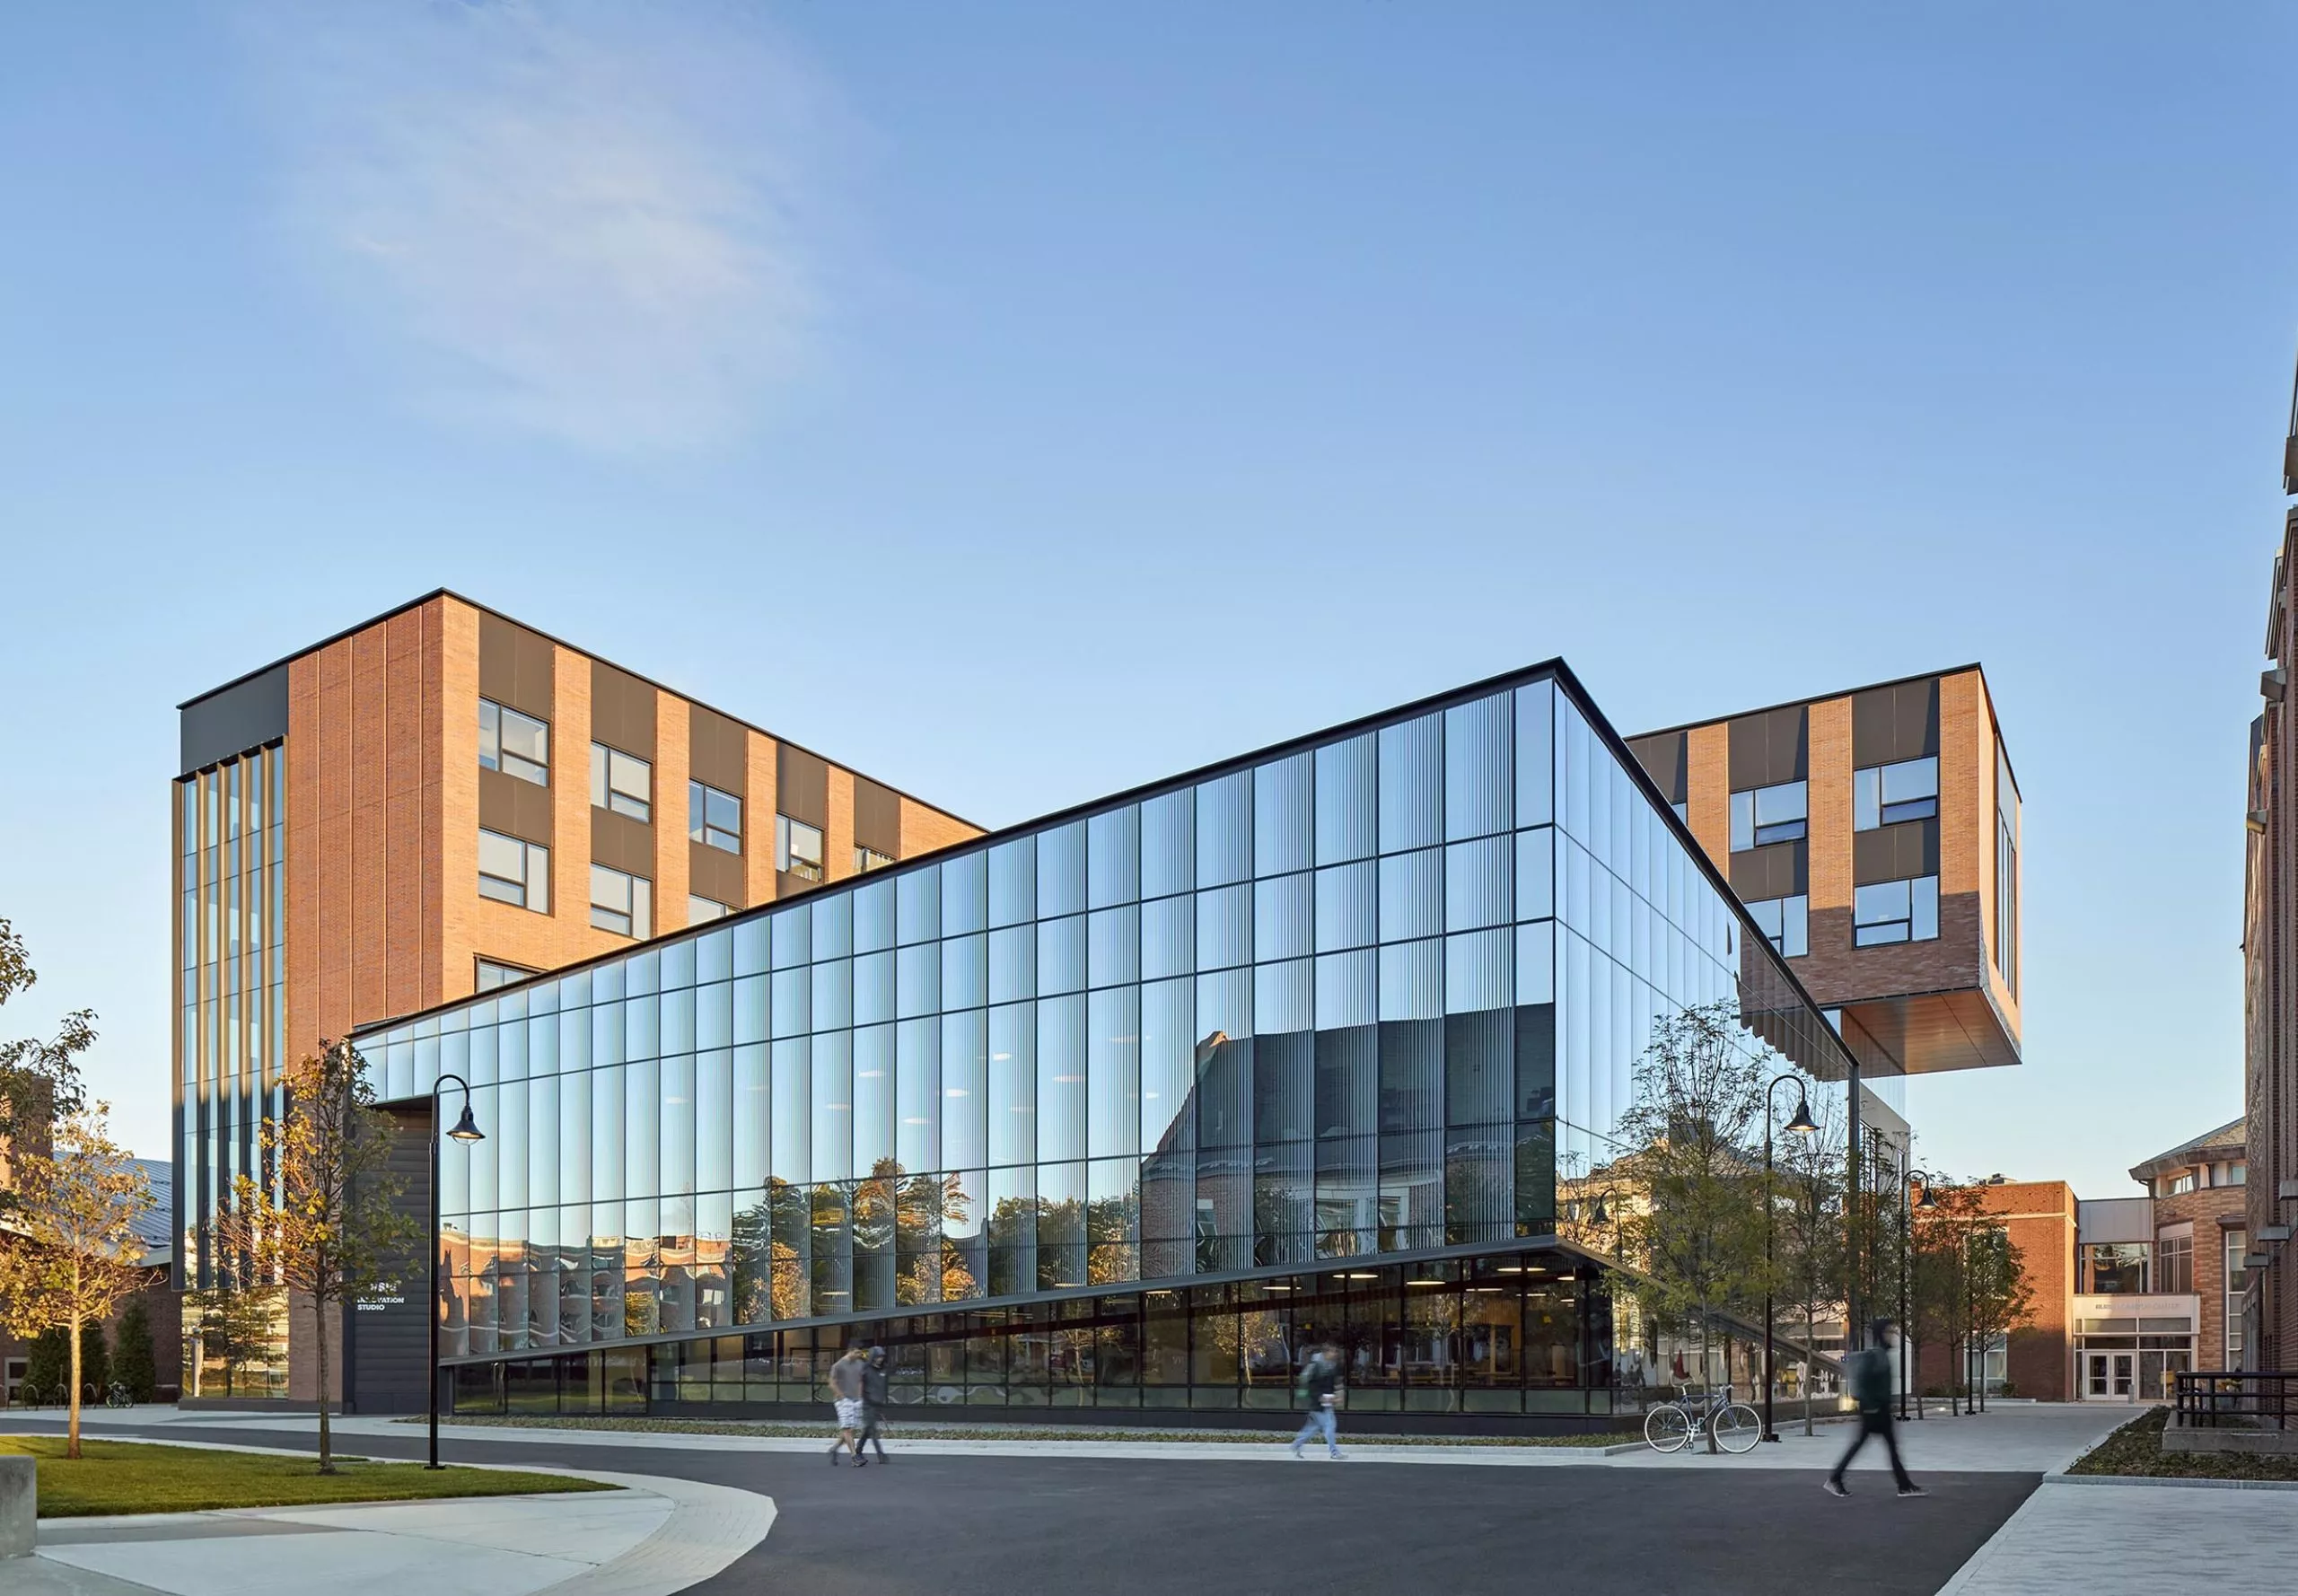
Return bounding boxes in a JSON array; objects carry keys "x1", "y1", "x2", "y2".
[
  {"x1": 1785, "y1": 1096, "x2": 1820, "y2": 1136},
  {"x1": 1915, "y1": 1180, "x2": 1939, "y2": 1210},
  {"x1": 1590, "y1": 1196, "x2": 1610, "y2": 1225},
  {"x1": 448, "y1": 1102, "x2": 485, "y2": 1143}
]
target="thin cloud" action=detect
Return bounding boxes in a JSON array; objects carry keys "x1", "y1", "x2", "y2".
[{"x1": 245, "y1": 1, "x2": 830, "y2": 452}]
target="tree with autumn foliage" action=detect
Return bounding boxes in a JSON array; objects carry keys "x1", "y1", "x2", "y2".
[
  {"x1": 215, "y1": 1040, "x2": 418, "y2": 1473},
  {"x1": 0, "y1": 1106, "x2": 152, "y2": 1456}
]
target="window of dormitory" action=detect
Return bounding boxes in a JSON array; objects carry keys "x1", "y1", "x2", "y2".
[
  {"x1": 689, "y1": 894, "x2": 733, "y2": 925},
  {"x1": 1852, "y1": 874, "x2": 1937, "y2": 946},
  {"x1": 855, "y1": 845, "x2": 895, "y2": 873},
  {"x1": 478, "y1": 829, "x2": 548, "y2": 912},
  {"x1": 480, "y1": 699, "x2": 548, "y2": 785},
  {"x1": 1745, "y1": 893, "x2": 1807, "y2": 958},
  {"x1": 776, "y1": 814, "x2": 823, "y2": 881},
  {"x1": 592, "y1": 743, "x2": 652, "y2": 821},
  {"x1": 591, "y1": 864, "x2": 652, "y2": 938},
  {"x1": 1728, "y1": 780, "x2": 1805, "y2": 851},
  {"x1": 1854, "y1": 755, "x2": 1939, "y2": 831},
  {"x1": 690, "y1": 781, "x2": 742, "y2": 854}
]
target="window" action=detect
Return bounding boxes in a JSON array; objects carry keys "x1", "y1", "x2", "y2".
[
  {"x1": 689, "y1": 894, "x2": 733, "y2": 925},
  {"x1": 478, "y1": 829, "x2": 549, "y2": 912},
  {"x1": 2156, "y1": 1232, "x2": 2193, "y2": 1295},
  {"x1": 2084, "y1": 1242, "x2": 2151, "y2": 1294},
  {"x1": 2227, "y1": 1232, "x2": 2250, "y2": 1364},
  {"x1": 2163, "y1": 1173, "x2": 2196, "y2": 1197},
  {"x1": 1855, "y1": 756, "x2": 1939, "y2": 831},
  {"x1": 855, "y1": 846, "x2": 895, "y2": 874},
  {"x1": 590, "y1": 743, "x2": 652, "y2": 821},
  {"x1": 1852, "y1": 875, "x2": 1939, "y2": 946},
  {"x1": 479, "y1": 699, "x2": 548, "y2": 785},
  {"x1": 591, "y1": 864, "x2": 652, "y2": 938},
  {"x1": 474, "y1": 956, "x2": 539, "y2": 992},
  {"x1": 776, "y1": 814, "x2": 823, "y2": 881},
  {"x1": 1744, "y1": 894, "x2": 1808, "y2": 958},
  {"x1": 1995, "y1": 742, "x2": 2019, "y2": 995},
  {"x1": 690, "y1": 781, "x2": 742, "y2": 855},
  {"x1": 1729, "y1": 780, "x2": 1806, "y2": 851},
  {"x1": 2217, "y1": 1161, "x2": 2248, "y2": 1187}
]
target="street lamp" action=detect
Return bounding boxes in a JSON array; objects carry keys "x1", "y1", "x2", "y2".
[
  {"x1": 426, "y1": 1072, "x2": 484, "y2": 1470},
  {"x1": 1763, "y1": 1073, "x2": 1820, "y2": 1442},
  {"x1": 1902, "y1": 1167, "x2": 1940, "y2": 1419}
]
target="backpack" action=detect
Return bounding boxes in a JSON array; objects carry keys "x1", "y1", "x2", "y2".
[{"x1": 1849, "y1": 1347, "x2": 1893, "y2": 1410}]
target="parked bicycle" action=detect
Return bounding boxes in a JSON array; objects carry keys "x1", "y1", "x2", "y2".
[
  {"x1": 1643, "y1": 1384, "x2": 1764, "y2": 1454},
  {"x1": 105, "y1": 1382, "x2": 134, "y2": 1408}
]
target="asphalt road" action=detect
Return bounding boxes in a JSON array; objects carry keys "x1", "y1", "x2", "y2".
[{"x1": 3, "y1": 1417, "x2": 2037, "y2": 1596}]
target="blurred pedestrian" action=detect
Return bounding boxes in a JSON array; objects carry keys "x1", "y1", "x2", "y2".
[
  {"x1": 1825, "y1": 1320, "x2": 1925, "y2": 1498},
  {"x1": 857, "y1": 1345, "x2": 892, "y2": 1466},
  {"x1": 1289, "y1": 1344, "x2": 1345, "y2": 1460},
  {"x1": 828, "y1": 1345, "x2": 868, "y2": 1466}
]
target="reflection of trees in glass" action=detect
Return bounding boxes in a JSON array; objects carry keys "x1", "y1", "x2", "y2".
[
  {"x1": 1612, "y1": 1001, "x2": 1772, "y2": 1446},
  {"x1": 182, "y1": 1284, "x2": 284, "y2": 1399},
  {"x1": 730, "y1": 1161, "x2": 979, "y2": 1324}
]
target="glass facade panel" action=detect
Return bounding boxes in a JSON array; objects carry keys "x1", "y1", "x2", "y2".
[{"x1": 344, "y1": 666, "x2": 1860, "y2": 1427}]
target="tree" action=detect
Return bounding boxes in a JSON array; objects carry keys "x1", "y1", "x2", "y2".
[
  {"x1": 1613, "y1": 1001, "x2": 1773, "y2": 1451},
  {"x1": 78, "y1": 1318, "x2": 109, "y2": 1400},
  {"x1": 1960, "y1": 1218, "x2": 2033, "y2": 1411},
  {"x1": 0, "y1": 917, "x2": 94, "y2": 1193},
  {"x1": 0, "y1": 1107, "x2": 153, "y2": 1455},
  {"x1": 114, "y1": 1296, "x2": 158, "y2": 1402},
  {"x1": 1911, "y1": 1179, "x2": 1986, "y2": 1413},
  {"x1": 1772, "y1": 1091, "x2": 1847, "y2": 1434},
  {"x1": 215, "y1": 1040, "x2": 417, "y2": 1473},
  {"x1": 23, "y1": 1328, "x2": 66, "y2": 1401}
]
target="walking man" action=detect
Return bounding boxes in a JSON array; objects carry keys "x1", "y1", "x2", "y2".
[
  {"x1": 1826, "y1": 1320, "x2": 1925, "y2": 1497},
  {"x1": 1289, "y1": 1343, "x2": 1345, "y2": 1460},
  {"x1": 856, "y1": 1345, "x2": 892, "y2": 1466},
  {"x1": 828, "y1": 1345, "x2": 868, "y2": 1466}
]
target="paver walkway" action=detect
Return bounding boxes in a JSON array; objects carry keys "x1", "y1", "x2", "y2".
[{"x1": 1941, "y1": 1477, "x2": 2298, "y2": 1594}]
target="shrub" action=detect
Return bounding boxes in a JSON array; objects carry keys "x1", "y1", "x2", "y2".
[
  {"x1": 79, "y1": 1320, "x2": 110, "y2": 1399},
  {"x1": 114, "y1": 1299, "x2": 158, "y2": 1403}
]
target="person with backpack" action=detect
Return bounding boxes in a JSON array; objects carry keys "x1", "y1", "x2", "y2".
[
  {"x1": 1825, "y1": 1320, "x2": 1925, "y2": 1497},
  {"x1": 1289, "y1": 1344, "x2": 1345, "y2": 1460},
  {"x1": 855, "y1": 1345, "x2": 892, "y2": 1466}
]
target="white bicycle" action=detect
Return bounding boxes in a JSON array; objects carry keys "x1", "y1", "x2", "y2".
[{"x1": 1643, "y1": 1385, "x2": 1764, "y2": 1454}]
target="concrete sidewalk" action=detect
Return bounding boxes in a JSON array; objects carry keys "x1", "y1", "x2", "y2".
[
  {"x1": 9, "y1": 1465, "x2": 773, "y2": 1596},
  {"x1": 35, "y1": 1399, "x2": 2127, "y2": 1474}
]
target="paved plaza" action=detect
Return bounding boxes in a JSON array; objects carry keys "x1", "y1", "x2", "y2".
[{"x1": 1, "y1": 1403, "x2": 2280, "y2": 1595}]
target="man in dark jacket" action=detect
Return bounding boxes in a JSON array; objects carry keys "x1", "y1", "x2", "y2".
[
  {"x1": 1826, "y1": 1320, "x2": 1925, "y2": 1497},
  {"x1": 856, "y1": 1346, "x2": 892, "y2": 1466},
  {"x1": 1289, "y1": 1345, "x2": 1345, "y2": 1460}
]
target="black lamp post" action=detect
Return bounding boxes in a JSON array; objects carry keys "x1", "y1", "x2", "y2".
[
  {"x1": 1763, "y1": 1073, "x2": 1820, "y2": 1442},
  {"x1": 1904, "y1": 1169, "x2": 1939, "y2": 1418},
  {"x1": 426, "y1": 1072, "x2": 484, "y2": 1470}
]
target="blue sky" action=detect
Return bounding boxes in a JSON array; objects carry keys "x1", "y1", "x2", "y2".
[{"x1": 1, "y1": 2, "x2": 2289, "y2": 1195}]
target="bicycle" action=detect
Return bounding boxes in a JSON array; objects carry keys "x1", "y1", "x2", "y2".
[
  {"x1": 105, "y1": 1382, "x2": 134, "y2": 1409},
  {"x1": 1643, "y1": 1384, "x2": 1764, "y2": 1454}
]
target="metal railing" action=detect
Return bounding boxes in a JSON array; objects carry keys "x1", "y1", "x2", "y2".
[{"x1": 2172, "y1": 1371, "x2": 2296, "y2": 1430}]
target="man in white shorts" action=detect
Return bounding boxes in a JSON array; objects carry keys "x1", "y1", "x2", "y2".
[{"x1": 828, "y1": 1345, "x2": 869, "y2": 1466}]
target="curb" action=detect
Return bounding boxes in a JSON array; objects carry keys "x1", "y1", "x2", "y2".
[
  {"x1": 2048, "y1": 1472, "x2": 2298, "y2": 1493},
  {"x1": 536, "y1": 1469, "x2": 776, "y2": 1596}
]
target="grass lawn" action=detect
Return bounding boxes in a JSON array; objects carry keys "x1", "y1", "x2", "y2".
[
  {"x1": 2066, "y1": 1406, "x2": 2298, "y2": 1481},
  {"x1": 0, "y1": 1435, "x2": 616, "y2": 1518},
  {"x1": 412, "y1": 1413, "x2": 1643, "y2": 1448}
]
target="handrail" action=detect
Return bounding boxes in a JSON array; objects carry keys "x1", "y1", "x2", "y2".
[{"x1": 2172, "y1": 1370, "x2": 2295, "y2": 1430}]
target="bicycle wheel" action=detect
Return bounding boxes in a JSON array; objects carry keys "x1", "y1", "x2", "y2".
[
  {"x1": 1644, "y1": 1403, "x2": 1692, "y2": 1452},
  {"x1": 1711, "y1": 1402, "x2": 1764, "y2": 1454}
]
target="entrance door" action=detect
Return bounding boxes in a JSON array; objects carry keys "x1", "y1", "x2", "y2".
[{"x1": 2084, "y1": 1351, "x2": 2139, "y2": 1400}]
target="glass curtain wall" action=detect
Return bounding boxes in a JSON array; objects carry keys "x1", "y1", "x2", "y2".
[
  {"x1": 365, "y1": 671, "x2": 1862, "y2": 1411},
  {"x1": 175, "y1": 742, "x2": 291, "y2": 1398}
]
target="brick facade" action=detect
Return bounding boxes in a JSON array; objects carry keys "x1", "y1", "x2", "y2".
[{"x1": 1910, "y1": 1179, "x2": 2074, "y2": 1401}]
